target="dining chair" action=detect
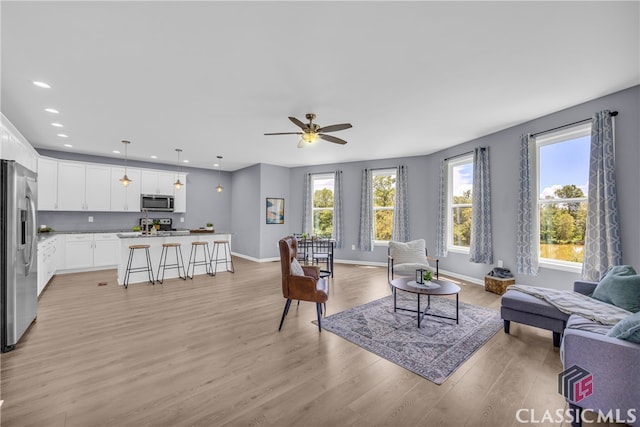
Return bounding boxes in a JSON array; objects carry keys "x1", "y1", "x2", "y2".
[{"x1": 311, "y1": 237, "x2": 333, "y2": 277}]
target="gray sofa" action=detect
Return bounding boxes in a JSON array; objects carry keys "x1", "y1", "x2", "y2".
[
  {"x1": 502, "y1": 281, "x2": 640, "y2": 426},
  {"x1": 561, "y1": 281, "x2": 640, "y2": 427}
]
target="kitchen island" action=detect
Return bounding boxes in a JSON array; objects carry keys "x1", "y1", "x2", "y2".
[{"x1": 117, "y1": 232, "x2": 233, "y2": 286}]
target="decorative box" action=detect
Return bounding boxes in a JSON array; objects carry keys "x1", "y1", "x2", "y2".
[{"x1": 484, "y1": 276, "x2": 515, "y2": 295}]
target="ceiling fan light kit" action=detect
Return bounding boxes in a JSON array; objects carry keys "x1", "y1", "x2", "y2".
[{"x1": 264, "y1": 113, "x2": 351, "y2": 148}]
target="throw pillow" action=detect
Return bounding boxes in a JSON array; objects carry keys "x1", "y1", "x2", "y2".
[
  {"x1": 592, "y1": 265, "x2": 640, "y2": 313},
  {"x1": 607, "y1": 311, "x2": 640, "y2": 344},
  {"x1": 389, "y1": 239, "x2": 426, "y2": 265},
  {"x1": 290, "y1": 258, "x2": 305, "y2": 276}
]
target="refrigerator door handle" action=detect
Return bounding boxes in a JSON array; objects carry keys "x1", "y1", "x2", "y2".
[{"x1": 21, "y1": 194, "x2": 37, "y2": 274}]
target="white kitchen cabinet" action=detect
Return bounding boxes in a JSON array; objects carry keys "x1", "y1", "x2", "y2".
[
  {"x1": 37, "y1": 157, "x2": 59, "y2": 210},
  {"x1": 142, "y1": 170, "x2": 177, "y2": 195},
  {"x1": 63, "y1": 233, "x2": 120, "y2": 270},
  {"x1": 64, "y1": 234, "x2": 94, "y2": 269},
  {"x1": 93, "y1": 233, "x2": 120, "y2": 267},
  {"x1": 1, "y1": 114, "x2": 38, "y2": 172},
  {"x1": 173, "y1": 173, "x2": 187, "y2": 213},
  {"x1": 84, "y1": 165, "x2": 111, "y2": 211},
  {"x1": 37, "y1": 235, "x2": 60, "y2": 296},
  {"x1": 58, "y1": 162, "x2": 111, "y2": 211},
  {"x1": 110, "y1": 167, "x2": 141, "y2": 212}
]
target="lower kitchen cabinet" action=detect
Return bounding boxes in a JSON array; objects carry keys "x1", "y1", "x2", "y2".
[
  {"x1": 62, "y1": 233, "x2": 120, "y2": 270},
  {"x1": 37, "y1": 235, "x2": 61, "y2": 296}
]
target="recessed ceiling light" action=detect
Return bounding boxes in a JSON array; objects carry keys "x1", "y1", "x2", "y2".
[
  {"x1": 112, "y1": 150, "x2": 121, "y2": 154},
  {"x1": 213, "y1": 163, "x2": 219, "y2": 167},
  {"x1": 33, "y1": 81, "x2": 51, "y2": 89},
  {"x1": 51, "y1": 122, "x2": 64, "y2": 128},
  {"x1": 183, "y1": 160, "x2": 189, "y2": 163},
  {"x1": 45, "y1": 108, "x2": 59, "y2": 114},
  {"x1": 150, "y1": 155, "x2": 157, "y2": 159},
  {"x1": 57, "y1": 133, "x2": 68, "y2": 138},
  {"x1": 63, "y1": 144, "x2": 73, "y2": 148}
]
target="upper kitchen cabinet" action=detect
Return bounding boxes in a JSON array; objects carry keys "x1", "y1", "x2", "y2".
[
  {"x1": 110, "y1": 167, "x2": 141, "y2": 212},
  {"x1": 0, "y1": 113, "x2": 39, "y2": 172},
  {"x1": 38, "y1": 157, "x2": 58, "y2": 210},
  {"x1": 142, "y1": 171, "x2": 176, "y2": 196},
  {"x1": 57, "y1": 162, "x2": 111, "y2": 211}
]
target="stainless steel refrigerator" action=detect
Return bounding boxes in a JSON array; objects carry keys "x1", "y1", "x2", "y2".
[{"x1": 1, "y1": 160, "x2": 38, "y2": 353}]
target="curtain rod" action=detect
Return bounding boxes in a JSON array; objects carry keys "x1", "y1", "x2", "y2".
[
  {"x1": 531, "y1": 111, "x2": 618, "y2": 138},
  {"x1": 444, "y1": 150, "x2": 473, "y2": 162}
]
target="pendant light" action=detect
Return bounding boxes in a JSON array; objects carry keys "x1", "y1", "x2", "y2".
[
  {"x1": 174, "y1": 148, "x2": 184, "y2": 190},
  {"x1": 216, "y1": 155, "x2": 224, "y2": 193},
  {"x1": 119, "y1": 140, "x2": 132, "y2": 187}
]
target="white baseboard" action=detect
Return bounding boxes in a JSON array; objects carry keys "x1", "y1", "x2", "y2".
[
  {"x1": 438, "y1": 268, "x2": 485, "y2": 286},
  {"x1": 231, "y1": 252, "x2": 278, "y2": 263}
]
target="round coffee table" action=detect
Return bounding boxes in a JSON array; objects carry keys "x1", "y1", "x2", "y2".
[{"x1": 390, "y1": 277, "x2": 461, "y2": 327}]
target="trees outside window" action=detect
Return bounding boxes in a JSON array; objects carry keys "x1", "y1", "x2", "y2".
[
  {"x1": 536, "y1": 123, "x2": 590, "y2": 265},
  {"x1": 312, "y1": 174, "x2": 334, "y2": 237},
  {"x1": 372, "y1": 170, "x2": 396, "y2": 241},
  {"x1": 447, "y1": 156, "x2": 473, "y2": 251}
]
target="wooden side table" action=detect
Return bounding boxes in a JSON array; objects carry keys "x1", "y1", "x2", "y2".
[{"x1": 484, "y1": 275, "x2": 515, "y2": 295}]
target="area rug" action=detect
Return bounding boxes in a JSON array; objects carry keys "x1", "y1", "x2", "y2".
[{"x1": 321, "y1": 294, "x2": 502, "y2": 384}]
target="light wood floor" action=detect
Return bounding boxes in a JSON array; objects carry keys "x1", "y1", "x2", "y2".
[{"x1": 1, "y1": 259, "x2": 597, "y2": 426}]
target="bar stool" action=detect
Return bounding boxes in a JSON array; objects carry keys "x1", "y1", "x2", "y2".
[
  {"x1": 187, "y1": 241, "x2": 212, "y2": 279},
  {"x1": 124, "y1": 244, "x2": 154, "y2": 288},
  {"x1": 210, "y1": 240, "x2": 235, "y2": 275},
  {"x1": 157, "y1": 242, "x2": 186, "y2": 284}
]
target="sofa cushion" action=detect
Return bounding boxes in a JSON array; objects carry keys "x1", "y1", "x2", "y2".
[
  {"x1": 607, "y1": 311, "x2": 640, "y2": 344},
  {"x1": 290, "y1": 258, "x2": 305, "y2": 276},
  {"x1": 592, "y1": 265, "x2": 640, "y2": 313}
]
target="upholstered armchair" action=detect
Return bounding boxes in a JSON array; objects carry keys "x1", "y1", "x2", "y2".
[
  {"x1": 388, "y1": 239, "x2": 439, "y2": 284},
  {"x1": 278, "y1": 236, "x2": 329, "y2": 332}
]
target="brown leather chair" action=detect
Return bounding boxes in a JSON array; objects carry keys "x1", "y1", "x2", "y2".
[{"x1": 278, "y1": 236, "x2": 329, "y2": 332}]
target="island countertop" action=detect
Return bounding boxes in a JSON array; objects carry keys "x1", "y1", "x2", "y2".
[{"x1": 117, "y1": 231, "x2": 233, "y2": 238}]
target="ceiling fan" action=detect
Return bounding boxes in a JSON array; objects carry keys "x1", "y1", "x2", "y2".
[{"x1": 264, "y1": 113, "x2": 352, "y2": 148}]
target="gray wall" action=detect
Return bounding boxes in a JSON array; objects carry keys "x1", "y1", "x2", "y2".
[
  {"x1": 36, "y1": 149, "x2": 232, "y2": 233},
  {"x1": 259, "y1": 164, "x2": 290, "y2": 259},
  {"x1": 284, "y1": 85, "x2": 640, "y2": 290},
  {"x1": 230, "y1": 164, "x2": 261, "y2": 258}
]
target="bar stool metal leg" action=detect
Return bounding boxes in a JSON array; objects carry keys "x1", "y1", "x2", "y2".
[
  {"x1": 157, "y1": 243, "x2": 187, "y2": 284},
  {"x1": 123, "y1": 245, "x2": 155, "y2": 288},
  {"x1": 187, "y1": 242, "x2": 213, "y2": 279},
  {"x1": 211, "y1": 240, "x2": 235, "y2": 276}
]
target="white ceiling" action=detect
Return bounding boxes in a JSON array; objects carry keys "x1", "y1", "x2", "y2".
[{"x1": 2, "y1": 1, "x2": 639, "y2": 172}]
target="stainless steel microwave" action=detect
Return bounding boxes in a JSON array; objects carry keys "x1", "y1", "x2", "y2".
[{"x1": 140, "y1": 194, "x2": 174, "y2": 212}]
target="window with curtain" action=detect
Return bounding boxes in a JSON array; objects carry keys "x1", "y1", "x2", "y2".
[
  {"x1": 372, "y1": 169, "x2": 396, "y2": 242},
  {"x1": 311, "y1": 173, "x2": 334, "y2": 237},
  {"x1": 536, "y1": 122, "x2": 591, "y2": 269},
  {"x1": 447, "y1": 155, "x2": 473, "y2": 251}
]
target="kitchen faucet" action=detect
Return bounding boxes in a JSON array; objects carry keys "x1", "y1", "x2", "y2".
[{"x1": 142, "y1": 208, "x2": 150, "y2": 235}]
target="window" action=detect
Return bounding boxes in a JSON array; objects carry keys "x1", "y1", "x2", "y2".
[
  {"x1": 536, "y1": 123, "x2": 591, "y2": 267},
  {"x1": 312, "y1": 174, "x2": 334, "y2": 237},
  {"x1": 447, "y1": 155, "x2": 473, "y2": 251},
  {"x1": 372, "y1": 169, "x2": 396, "y2": 242}
]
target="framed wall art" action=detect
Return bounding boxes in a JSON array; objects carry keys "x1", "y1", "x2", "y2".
[{"x1": 266, "y1": 197, "x2": 285, "y2": 224}]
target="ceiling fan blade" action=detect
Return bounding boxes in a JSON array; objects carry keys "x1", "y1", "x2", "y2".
[
  {"x1": 319, "y1": 134, "x2": 348, "y2": 145},
  {"x1": 264, "y1": 132, "x2": 303, "y2": 136},
  {"x1": 317, "y1": 123, "x2": 352, "y2": 133},
  {"x1": 288, "y1": 117, "x2": 309, "y2": 130}
]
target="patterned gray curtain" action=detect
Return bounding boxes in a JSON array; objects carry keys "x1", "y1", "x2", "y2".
[
  {"x1": 358, "y1": 168, "x2": 374, "y2": 251},
  {"x1": 582, "y1": 111, "x2": 622, "y2": 281},
  {"x1": 301, "y1": 173, "x2": 312, "y2": 235},
  {"x1": 392, "y1": 165, "x2": 409, "y2": 242},
  {"x1": 435, "y1": 159, "x2": 448, "y2": 257},
  {"x1": 332, "y1": 170, "x2": 344, "y2": 248},
  {"x1": 469, "y1": 147, "x2": 493, "y2": 263},
  {"x1": 517, "y1": 133, "x2": 539, "y2": 275}
]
